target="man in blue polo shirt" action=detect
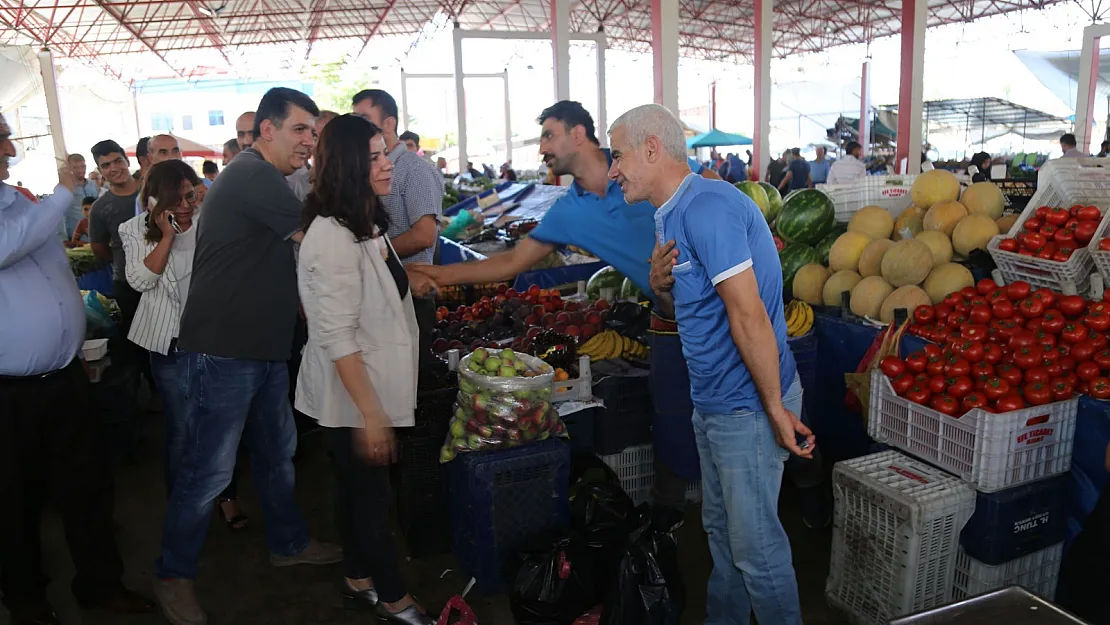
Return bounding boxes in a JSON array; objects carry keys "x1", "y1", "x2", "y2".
[
  {"x1": 608, "y1": 103, "x2": 812, "y2": 625},
  {"x1": 411, "y1": 101, "x2": 703, "y2": 507}
]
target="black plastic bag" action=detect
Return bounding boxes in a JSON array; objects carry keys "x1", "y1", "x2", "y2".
[
  {"x1": 508, "y1": 530, "x2": 599, "y2": 625},
  {"x1": 600, "y1": 506, "x2": 685, "y2": 625}
]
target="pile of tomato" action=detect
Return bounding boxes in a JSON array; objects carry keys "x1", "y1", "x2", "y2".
[
  {"x1": 995, "y1": 205, "x2": 1102, "y2": 261},
  {"x1": 880, "y1": 277, "x2": 1110, "y2": 417}
]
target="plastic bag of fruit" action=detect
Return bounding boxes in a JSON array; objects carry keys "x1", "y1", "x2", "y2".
[{"x1": 439, "y1": 347, "x2": 568, "y2": 462}]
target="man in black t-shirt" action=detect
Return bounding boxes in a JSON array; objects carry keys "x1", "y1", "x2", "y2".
[{"x1": 153, "y1": 88, "x2": 341, "y2": 625}]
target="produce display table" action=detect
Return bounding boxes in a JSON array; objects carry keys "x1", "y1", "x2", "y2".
[
  {"x1": 67, "y1": 247, "x2": 113, "y2": 296},
  {"x1": 810, "y1": 312, "x2": 1110, "y2": 546}
]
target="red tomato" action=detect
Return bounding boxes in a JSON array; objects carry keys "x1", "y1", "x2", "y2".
[
  {"x1": 999, "y1": 238, "x2": 1019, "y2": 253},
  {"x1": 967, "y1": 305, "x2": 992, "y2": 325},
  {"x1": 1066, "y1": 217, "x2": 1081, "y2": 231},
  {"x1": 944, "y1": 358, "x2": 971, "y2": 377},
  {"x1": 1035, "y1": 206, "x2": 1051, "y2": 219},
  {"x1": 1057, "y1": 296, "x2": 1086, "y2": 319},
  {"x1": 880, "y1": 356, "x2": 906, "y2": 378},
  {"x1": 982, "y1": 376, "x2": 1011, "y2": 401},
  {"x1": 995, "y1": 393, "x2": 1027, "y2": 412},
  {"x1": 1035, "y1": 330, "x2": 1058, "y2": 349},
  {"x1": 1062, "y1": 322, "x2": 1091, "y2": 345},
  {"x1": 1089, "y1": 377, "x2": 1110, "y2": 400},
  {"x1": 1077, "y1": 205, "x2": 1102, "y2": 222},
  {"x1": 976, "y1": 278, "x2": 997, "y2": 296},
  {"x1": 1040, "y1": 311, "x2": 1065, "y2": 334},
  {"x1": 1051, "y1": 378, "x2": 1075, "y2": 401},
  {"x1": 1008, "y1": 330, "x2": 1037, "y2": 349},
  {"x1": 930, "y1": 394, "x2": 961, "y2": 416},
  {"x1": 952, "y1": 340, "x2": 985, "y2": 363},
  {"x1": 1032, "y1": 288, "x2": 1056, "y2": 309},
  {"x1": 1041, "y1": 223, "x2": 1059, "y2": 239},
  {"x1": 923, "y1": 344, "x2": 942, "y2": 357},
  {"x1": 1024, "y1": 367, "x2": 1052, "y2": 385},
  {"x1": 1024, "y1": 382, "x2": 1053, "y2": 406},
  {"x1": 1091, "y1": 332, "x2": 1108, "y2": 350},
  {"x1": 1070, "y1": 341, "x2": 1097, "y2": 362},
  {"x1": 971, "y1": 360, "x2": 994, "y2": 379},
  {"x1": 1100, "y1": 239, "x2": 1110, "y2": 252},
  {"x1": 1094, "y1": 349, "x2": 1110, "y2": 371},
  {"x1": 948, "y1": 314, "x2": 969, "y2": 330},
  {"x1": 928, "y1": 376, "x2": 948, "y2": 394},
  {"x1": 960, "y1": 324, "x2": 989, "y2": 343},
  {"x1": 959, "y1": 287, "x2": 977, "y2": 300},
  {"x1": 961, "y1": 392, "x2": 989, "y2": 413},
  {"x1": 1077, "y1": 361, "x2": 1102, "y2": 381},
  {"x1": 905, "y1": 384, "x2": 931, "y2": 405},
  {"x1": 1019, "y1": 297, "x2": 1045, "y2": 319},
  {"x1": 1024, "y1": 217, "x2": 1044, "y2": 232},
  {"x1": 946, "y1": 376, "x2": 974, "y2": 398},
  {"x1": 945, "y1": 292, "x2": 964, "y2": 307},
  {"x1": 1054, "y1": 229, "x2": 1077, "y2": 246},
  {"x1": 1075, "y1": 221, "x2": 1099, "y2": 245},
  {"x1": 1045, "y1": 206, "x2": 1072, "y2": 226},
  {"x1": 991, "y1": 299, "x2": 1015, "y2": 320},
  {"x1": 1045, "y1": 362, "x2": 1064, "y2": 378},
  {"x1": 1025, "y1": 318, "x2": 1044, "y2": 333},
  {"x1": 1079, "y1": 381, "x2": 1091, "y2": 395},
  {"x1": 913, "y1": 305, "x2": 936, "y2": 325},
  {"x1": 982, "y1": 343, "x2": 1003, "y2": 364},
  {"x1": 1086, "y1": 311, "x2": 1110, "y2": 332},
  {"x1": 1022, "y1": 232, "x2": 1048, "y2": 251},
  {"x1": 1053, "y1": 247, "x2": 1076, "y2": 262},
  {"x1": 1060, "y1": 356, "x2": 1078, "y2": 372},
  {"x1": 892, "y1": 372, "x2": 916, "y2": 396},
  {"x1": 1007, "y1": 281, "x2": 1032, "y2": 301},
  {"x1": 996, "y1": 362, "x2": 1024, "y2": 386},
  {"x1": 1013, "y1": 346, "x2": 1045, "y2": 370},
  {"x1": 905, "y1": 352, "x2": 928, "y2": 373},
  {"x1": 1038, "y1": 244, "x2": 1059, "y2": 260}
]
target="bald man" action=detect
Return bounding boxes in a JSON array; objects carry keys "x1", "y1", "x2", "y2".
[
  {"x1": 148, "y1": 135, "x2": 181, "y2": 165},
  {"x1": 235, "y1": 112, "x2": 255, "y2": 150}
]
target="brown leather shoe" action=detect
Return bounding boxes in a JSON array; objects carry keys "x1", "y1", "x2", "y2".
[{"x1": 76, "y1": 587, "x2": 154, "y2": 614}]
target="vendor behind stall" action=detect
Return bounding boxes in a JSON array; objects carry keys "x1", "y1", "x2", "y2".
[{"x1": 410, "y1": 100, "x2": 703, "y2": 508}]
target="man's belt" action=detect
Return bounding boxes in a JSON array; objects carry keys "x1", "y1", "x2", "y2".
[{"x1": 649, "y1": 312, "x2": 679, "y2": 334}]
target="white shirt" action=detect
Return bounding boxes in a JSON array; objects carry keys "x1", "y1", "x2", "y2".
[
  {"x1": 118, "y1": 213, "x2": 197, "y2": 354},
  {"x1": 826, "y1": 154, "x2": 868, "y2": 184}
]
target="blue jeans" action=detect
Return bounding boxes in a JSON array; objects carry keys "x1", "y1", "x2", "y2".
[
  {"x1": 156, "y1": 353, "x2": 309, "y2": 579},
  {"x1": 693, "y1": 376, "x2": 804, "y2": 625}
]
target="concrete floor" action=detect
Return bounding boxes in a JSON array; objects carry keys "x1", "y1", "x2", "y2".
[{"x1": 1, "y1": 414, "x2": 850, "y2": 625}]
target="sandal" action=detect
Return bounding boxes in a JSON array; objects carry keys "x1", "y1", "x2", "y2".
[{"x1": 216, "y1": 497, "x2": 249, "y2": 531}]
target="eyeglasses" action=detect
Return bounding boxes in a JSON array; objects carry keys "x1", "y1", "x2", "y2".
[{"x1": 181, "y1": 190, "x2": 198, "y2": 204}]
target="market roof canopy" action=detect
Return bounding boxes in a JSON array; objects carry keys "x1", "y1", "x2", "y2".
[
  {"x1": 883, "y1": 97, "x2": 1069, "y2": 127},
  {"x1": 687, "y1": 128, "x2": 752, "y2": 148},
  {"x1": 124, "y1": 134, "x2": 220, "y2": 158},
  {"x1": 1013, "y1": 48, "x2": 1110, "y2": 107},
  {"x1": 0, "y1": 0, "x2": 1070, "y2": 79}
]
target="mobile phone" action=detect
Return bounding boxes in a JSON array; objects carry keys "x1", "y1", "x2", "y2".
[{"x1": 168, "y1": 213, "x2": 182, "y2": 234}]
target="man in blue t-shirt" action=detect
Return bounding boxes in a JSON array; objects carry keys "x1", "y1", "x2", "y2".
[
  {"x1": 413, "y1": 101, "x2": 706, "y2": 507},
  {"x1": 608, "y1": 103, "x2": 811, "y2": 625},
  {"x1": 778, "y1": 147, "x2": 810, "y2": 193}
]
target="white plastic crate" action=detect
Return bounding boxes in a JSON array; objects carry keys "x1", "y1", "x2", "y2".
[
  {"x1": 552, "y1": 355, "x2": 593, "y2": 402},
  {"x1": 952, "y1": 542, "x2": 1063, "y2": 601},
  {"x1": 826, "y1": 451, "x2": 976, "y2": 625},
  {"x1": 599, "y1": 444, "x2": 702, "y2": 506},
  {"x1": 818, "y1": 174, "x2": 918, "y2": 223},
  {"x1": 867, "y1": 370, "x2": 1078, "y2": 493},
  {"x1": 987, "y1": 158, "x2": 1110, "y2": 293},
  {"x1": 1087, "y1": 198, "x2": 1110, "y2": 288},
  {"x1": 82, "y1": 338, "x2": 109, "y2": 361}
]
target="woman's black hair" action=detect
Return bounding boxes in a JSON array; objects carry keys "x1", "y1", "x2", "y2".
[
  {"x1": 303, "y1": 114, "x2": 390, "y2": 241},
  {"x1": 971, "y1": 151, "x2": 991, "y2": 169},
  {"x1": 141, "y1": 160, "x2": 200, "y2": 244}
]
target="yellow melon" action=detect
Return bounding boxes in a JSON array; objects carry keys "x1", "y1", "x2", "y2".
[
  {"x1": 893, "y1": 206, "x2": 926, "y2": 241},
  {"x1": 915, "y1": 230, "x2": 954, "y2": 267},
  {"x1": 858, "y1": 239, "x2": 897, "y2": 278},
  {"x1": 996, "y1": 213, "x2": 1019, "y2": 235},
  {"x1": 792, "y1": 264, "x2": 830, "y2": 306},
  {"x1": 850, "y1": 276, "x2": 894, "y2": 319},
  {"x1": 951, "y1": 214, "x2": 1001, "y2": 256},
  {"x1": 848, "y1": 206, "x2": 895, "y2": 240},
  {"x1": 961, "y1": 182, "x2": 1005, "y2": 220},
  {"x1": 880, "y1": 239, "x2": 934, "y2": 287},
  {"x1": 911, "y1": 169, "x2": 961, "y2": 209},
  {"x1": 823, "y1": 270, "x2": 862, "y2": 306},
  {"x1": 923, "y1": 200, "x2": 969, "y2": 236},
  {"x1": 924, "y1": 263, "x2": 975, "y2": 304},
  {"x1": 880, "y1": 285, "x2": 932, "y2": 324},
  {"x1": 828, "y1": 232, "x2": 873, "y2": 272}
]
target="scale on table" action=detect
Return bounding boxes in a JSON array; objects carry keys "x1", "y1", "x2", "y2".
[{"x1": 890, "y1": 587, "x2": 1090, "y2": 625}]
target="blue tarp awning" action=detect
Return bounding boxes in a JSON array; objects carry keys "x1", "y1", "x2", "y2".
[{"x1": 686, "y1": 128, "x2": 753, "y2": 148}]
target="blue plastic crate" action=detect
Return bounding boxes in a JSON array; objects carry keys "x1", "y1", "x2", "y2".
[
  {"x1": 788, "y1": 330, "x2": 818, "y2": 393},
  {"x1": 960, "y1": 473, "x2": 1070, "y2": 566},
  {"x1": 560, "y1": 406, "x2": 598, "y2": 454},
  {"x1": 448, "y1": 440, "x2": 571, "y2": 594},
  {"x1": 592, "y1": 375, "x2": 652, "y2": 454}
]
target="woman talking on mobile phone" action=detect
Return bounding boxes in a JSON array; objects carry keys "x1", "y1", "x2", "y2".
[
  {"x1": 118, "y1": 159, "x2": 248, "y2": 528},
  {"x1": 295, "y1": 113, "x2": 437, "y2": 625}
]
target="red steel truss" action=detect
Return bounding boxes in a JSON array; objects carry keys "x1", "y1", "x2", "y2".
[{"x1": 0, "y1": 0, "x2": 1066, "y2": 79}]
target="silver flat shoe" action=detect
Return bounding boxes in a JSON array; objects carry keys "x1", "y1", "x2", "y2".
[{"x1": 373, "y1": 603, "x2": 434, "y2": 625}]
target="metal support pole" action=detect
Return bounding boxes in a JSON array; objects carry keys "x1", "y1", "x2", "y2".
[
  {"x1": 400, "y1": 69, "x2": 409, "y2": 133},
  {"x1": 596, "y1": 34, "x2": 608, "y2": 148},
  {"x1": 1075, "y1": 24, "x2": 1110, "y2": 154},
  {"x1": 895, "y1": 0, "x2": 926, "y2": 174},
  {"x1": 550, "y1": 0, "x2": 570, "y2": 100},
  {"x1": 710, "y1": 81, "x2": 717, "y2": 129},
  {"x1": 452, "y1": 27, "x2": 467, "y2": 173},
  {"x1": 503, "y1": 69, "x2": 512, "y2": 164},
  {"x1": 651, "y1": 0, "x2": 679, "y2": 113},
  {"x1": 860, "y1": 61, "x2": 871, "y2": 155},
  {"x1": 37, "y1": 48, "x2": 67, "y2": 162},
  {"x1": 753, "y1": 0, "x2": 773, "y2": 181}
]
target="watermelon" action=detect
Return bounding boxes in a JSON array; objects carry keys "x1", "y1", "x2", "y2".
[
  {"x1": 815, "y1": 224, "x2": 848, "y2": 265},
  {"x1": 776, "y1": 188, "x2": 836, "y2": 246},
  {"x1": 587, "y1": 266, "x2": 625, "y2": 301},
  {"x1": 758, "y1": 182, "x2": 783, "y2": 224},
  {"x1": 779, "y1": 242, "x2": 822, "y2": 296},
  {"x1": 620, "y1": 277, "x2": 646, "y2": 302},
  {"x1": 735, "y1": 181, "x2": 771, "y2": 221}
]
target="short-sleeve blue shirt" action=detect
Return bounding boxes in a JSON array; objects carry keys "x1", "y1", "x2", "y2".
[
  {"x1": 687, "y1": 157, "x2": 704, "y2": 174},
  {"x1": 529, "y1": 150, "x2": 657, "y2": 297},
  {"x1": 655, "y1": 174, "x2": 796, "y2": 414}
]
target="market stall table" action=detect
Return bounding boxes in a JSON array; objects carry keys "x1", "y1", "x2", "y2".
[
  {"x1": 67, "y1": 246, "x2": 113, "y2": 296},
  {"x1": 890, "y1": 586, "x2": 1089, "y2": 625}
]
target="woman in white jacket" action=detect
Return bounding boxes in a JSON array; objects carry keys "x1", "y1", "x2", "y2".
[
  {"x1": 119, "y1": 160, "x2": 247, "y2": 528},
  {"x1": 296, "y1": 114, "x2": 437, "y2": 625}
]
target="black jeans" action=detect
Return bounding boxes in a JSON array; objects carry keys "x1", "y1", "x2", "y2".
[
  {"x1": 326, "y1": 427, "x2": 407, "y2": 603},
  {"x1": 113, "y1": 280, "x2": 153, "y2": 386},
  {"x1": 1060, "y1": 481, "x2": 1110, "y2": 624},
  {"x1": 0, "y1": 360, "x2": 125, "y2": 613},
  {"x1": 412, "y1": 296, "x2": 436, "y2": 368}
]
